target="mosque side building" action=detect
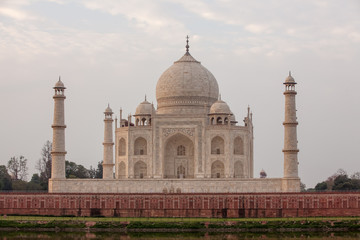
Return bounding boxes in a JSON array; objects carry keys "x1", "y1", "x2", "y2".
[{"x1": 49, "y1": 40, "x2": 300, "y2": 193}]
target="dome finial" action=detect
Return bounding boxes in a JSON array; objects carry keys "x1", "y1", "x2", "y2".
[
  {"x1": 186, "y1": 35, "x2": 189, "y2": 54},
  {"x1": 218, "y1": 93, "x2": 221, "y2": 101},
  {"x1": 145, "y1": 94, "x2": 147, "y2": 101},
  {"x1": 289, "y1": 71, "x2": 291, "y2": 76}
]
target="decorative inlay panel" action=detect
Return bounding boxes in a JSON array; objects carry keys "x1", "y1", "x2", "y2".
[{"x1": 162, "y1": 128, "x2": 195, "y2": 138}]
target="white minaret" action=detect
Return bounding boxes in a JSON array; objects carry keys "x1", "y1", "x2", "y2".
[
  {"x1": 102, "y1": 105, "x2": 114, "y2": 179},
  {"x1": 51, "y1": 77, "x2": 67, "y2": 179},
  {"x1": 283, "y1": 72, "x2": 299, "y2": 179}
]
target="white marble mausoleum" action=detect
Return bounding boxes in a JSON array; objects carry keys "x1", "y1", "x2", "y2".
[{"x1": 49, "y1": 39, "x2": 300, "y2": 193}]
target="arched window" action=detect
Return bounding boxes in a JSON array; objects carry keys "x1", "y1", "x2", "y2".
[
  {"x1": 234, "y1": 136, "x2": 244, "y2": 155},
  {"x1": 211, "y1": 117, "x2": 215, "y2": 125},
  {"x1": 118, "y1": 161, "x2": 126, "y2": 179},
  {"x1": 216, "y1": 117, "x2": 222, "y2": 124},
  {"x1": 177, "y1": 145, "x2": 186, "y2": 156},
  {"x1": 134, "y1": 137, "x2": 147, "y2": 155},
  {"x1": 134, "y1": 161, "x2": 147, "y2": 179},
  {"x1": 118, "y1": 138, "x2": 126, "y2": 156},
  {"x1": 211, "y1": 136, "x2": 224, "y2": 154},
  {"x1": 224, "y1": 117, "x2": 229, "y2": 125},
  {"x1": 177, "y1": 165, "x2": 185, "y2": 178},
  {"x1": 135, "y1": 118, "x2": 139, "y2": 126},
  {"x1": 234, "y1": 161, "x2": 244, "y2": 178},
  {"x1": 211, "y1": 160, "x2": 224, "y2": 178}
]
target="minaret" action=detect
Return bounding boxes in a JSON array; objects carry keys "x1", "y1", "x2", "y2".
[
  {"x1": 283, "y1": 72, "x2": 299, "y2": 179},
  {"x1": 51, "y1": 77, "x2": 67, "y2": 179},
  {"x1": 102, "y1": 104, "x2": 114, "y2": 179}
]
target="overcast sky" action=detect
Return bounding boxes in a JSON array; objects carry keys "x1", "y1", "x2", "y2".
[{"x1": 0, "y1": 0, "x2": 359, "y2": 188}]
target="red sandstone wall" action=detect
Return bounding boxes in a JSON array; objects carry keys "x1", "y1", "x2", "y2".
[{"x1": 0, "y1": 192, "x2": 359, "y2": 218}]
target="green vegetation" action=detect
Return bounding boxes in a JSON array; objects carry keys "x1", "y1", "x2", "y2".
[
  {"x1": 1, "y1": 140, "x2": 103, "y2": 191},
  {"x1": 311, "y1": 169, "x2": 360, "y2": 191},
  {"x1": 0, "y1": 216, "x2": 359, "y2": 232},
  {"x1": 127, "y1": 221, "x2": 204, "y2": 229}
]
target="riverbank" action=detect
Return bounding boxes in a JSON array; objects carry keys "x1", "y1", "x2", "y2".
[{"x1": 0, "y1": 217, "x2": 359, "y2": 233}]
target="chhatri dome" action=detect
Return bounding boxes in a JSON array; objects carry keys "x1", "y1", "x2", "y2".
[
  {"x1": 209, "y1": 95, "x2": 232, "y2": 115},
  {"x1": 135, "y1": 96, "x2": 154, "y2": 115},
  {"x1": 156, "y1": 36, "x2": 219, "y2": 114}
]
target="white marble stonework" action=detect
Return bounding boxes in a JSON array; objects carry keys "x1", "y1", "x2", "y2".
[{"x1": 49, "y1": 43, "x2": 300, "y2": 193}]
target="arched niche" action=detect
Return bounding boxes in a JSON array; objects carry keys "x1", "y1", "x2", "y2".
[
  {"x1": 118, "y1": 138, "x2": 126, "y2": 156},
  {"x1": 211, "y1": 136, "x2": 224, "y2": 155},
  {"x1": 118, "y1": 161, "x2": 126, "y2": 179},
  {"x1": 234, "y1": 136, "x2": 244, "y2": 155},
  {"x1": 134, "y1": 160, "x2": 147, "y2": 178},
  {"x1": 211, "y1": 160, "x2": 224, "y2": 178},
  {"x1": 164, "y1": 133, "x2": 194, "y2": 179},
  {"x1": 234, "y1": 161, "x2": 244, "y2": 178},
  {"x1": 134, "y1": 137, "x2": 147, "y2": 155}
]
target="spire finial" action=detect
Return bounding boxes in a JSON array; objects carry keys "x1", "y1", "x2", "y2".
[
  {"x1": 145, "y1": 94, "x2": 147, "y2": 101},
  {"x1": 186, "y1": 35, "x2": 189, "y2": 53},
  {"x1": 59, "y1": 76, "x2": 61, "y2": 81}
]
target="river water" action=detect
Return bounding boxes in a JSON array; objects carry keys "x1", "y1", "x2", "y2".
[{"x1": 1, "y1": 232, "x2": 359, "y2": 239}]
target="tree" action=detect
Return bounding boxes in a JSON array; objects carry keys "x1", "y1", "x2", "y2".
[
  {"x1": 313, "y1": 168, "x2": 360, "y2": 191},
  {"x1": 30, "y1": 173, "x2": 41, "y2": 185},
  {"x1": 300, "y1": 182, "x2": 306, "y2": 192},
  {"x1": 12, "y1": 180, "x2": 28, "y2": 191},
  {"x1": 76, "y1": 165, "x2": 90, "y2": 178},
  {"x1": 89, "y1": 161, "x2": 103, "y2": 179},
  {"x1": 66, "y1": 161, "x2": 78, "y2": 178},
  {"x1": 26, "y1": 174, "x2": 43, "y2": 191},
  {"x1": 95, "y1": 161, "x2": 103, "y2": 179},
  {"x1": 332, "y1": 174, "x2": 359, "y2": 191},
  {"x1": 36, "y1": 141, "x2": 52, "y2": 190},
  {"x1": 88, "y1": 166, "x2": 96, "y2": 179},
  {"x1": 0, "y1": 165, "x2": 12, "y2": 190},
  {"x1": 315, "y1": 181, "x2": 327, "y2": 191},
  {"x1": 7, "y1": 156, "x2": 28, "y2": 181},
  {"x1": 351, "y1": 172, "x2": 360, "y2": 180},
  {"x1": 65, "y1": 161, "x2": 90, "y2": 178}
]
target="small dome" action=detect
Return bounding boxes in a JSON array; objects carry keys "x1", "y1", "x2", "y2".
[
  {"x1": 54, "y1": 79, "x2": 65, "y2": 89},
  {"x1": 209, "y1": 99, "x2": 231, "y2": 115},
  {"x1": 104, "y1": 105, "x2": 113, "y2": 113},
  {"x1": 285, "y1": 72, "x2": 295, "y2": 84},
  {"x1": 135, "y1": 100, "x2": 153, "y2": 115},
  {"x1": 260, "y1": 169, "x2": 267, "y2": 178}
]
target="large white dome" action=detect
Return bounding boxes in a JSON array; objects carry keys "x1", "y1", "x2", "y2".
[{"x1": 156, "y1": 52, "x2": 219, "y2": 114}]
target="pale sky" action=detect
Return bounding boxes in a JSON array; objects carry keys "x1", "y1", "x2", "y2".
[{"x1": 0, "y1": 0, "x2": 359, "y2": 188}]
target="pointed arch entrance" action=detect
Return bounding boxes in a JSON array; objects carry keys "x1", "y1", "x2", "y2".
[{"x1": 164, "y1": 133, "x2": 194, "y2": 178}]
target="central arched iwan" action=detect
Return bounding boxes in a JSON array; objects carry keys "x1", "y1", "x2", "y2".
[{"x1": 164, "y1": 133, "x2": 194, "y2": 178}]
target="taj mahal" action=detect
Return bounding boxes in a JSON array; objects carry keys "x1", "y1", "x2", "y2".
[{"x1": 49, "y1": 38, "x2": 300, "y2": 193}]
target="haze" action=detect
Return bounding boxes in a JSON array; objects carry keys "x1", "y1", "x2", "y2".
[{"x1": 0, "y1": 0, "x2": 359, "y2": 188}]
